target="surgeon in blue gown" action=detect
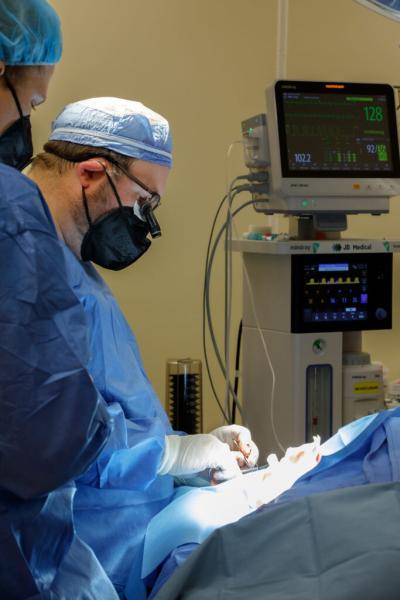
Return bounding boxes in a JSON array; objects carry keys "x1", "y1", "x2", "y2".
[
  {"x1": 1, "y1": 85, "x2": 259, "y2": 598},
  {"x1": 0, "y1": 2, "x2": 113, "y2": 598}
]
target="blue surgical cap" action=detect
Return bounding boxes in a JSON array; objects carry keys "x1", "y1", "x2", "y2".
[
  {"x1": 0, "y1": 0, "x2": 62, "y2": 65},
  {"x1": 49, "y1": 97, "x2": 173, "y2": 167}
]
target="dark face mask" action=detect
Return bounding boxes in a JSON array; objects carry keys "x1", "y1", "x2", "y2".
[
  {"x1": 0, "y1": 75, "x2": 33, "y2": 171},
  {"x1": 81, "y1": 172, "x2": 153, "y2": 271}
]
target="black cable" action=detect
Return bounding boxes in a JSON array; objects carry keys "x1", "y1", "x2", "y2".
[{"x1": 232, "y1": 319, "x2": 242, "y2": 424}]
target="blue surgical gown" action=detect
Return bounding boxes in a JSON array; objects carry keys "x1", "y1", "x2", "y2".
[
  {"x1": 0, "y1": 164, "x2": 174, "y2": 598},
  {"x1": 64, "y1": 247, "x2": 175, "y2": 597}
]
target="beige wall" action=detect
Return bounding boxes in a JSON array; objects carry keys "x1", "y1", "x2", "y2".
[{"x1": 35, "y1": 1, "x2": 400, "y2": 431}]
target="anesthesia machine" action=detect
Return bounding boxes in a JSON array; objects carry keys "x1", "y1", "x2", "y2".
[{"x1": 235, "y1": 80, "x2": 400, "y2": 458}]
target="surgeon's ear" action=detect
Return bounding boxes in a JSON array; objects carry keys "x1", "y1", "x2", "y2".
[
  {"x1": 0, "y1": 62, "x2": 5, "y2": 79},
  {"x1": 76, "y1": 159, "x2": 107, "y2": 189}
]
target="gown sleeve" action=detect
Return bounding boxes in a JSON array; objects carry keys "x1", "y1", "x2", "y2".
[{"x1": 0, "y1": 171, "x2": 111, "y2": 499}]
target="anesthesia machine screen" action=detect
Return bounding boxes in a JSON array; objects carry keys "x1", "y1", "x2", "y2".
[{"x1": 291, "y1": 253, "x2": 392, "y2": 333}]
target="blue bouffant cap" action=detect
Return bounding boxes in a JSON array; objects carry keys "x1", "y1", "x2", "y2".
[
  {"x1": 0, "y1": 0, "x2": 62, "y2": 65},
  {"x1": 49, "y1": 97, "x2": 173, "y2": 167}
]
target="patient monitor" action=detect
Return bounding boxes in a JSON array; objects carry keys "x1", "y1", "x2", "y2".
[
  {"x1": 243, "y1": 80, "x2": 400, "y2": 220},
  {"x1": 234, "y1": 80, "x2": 400, "y2": 459}
]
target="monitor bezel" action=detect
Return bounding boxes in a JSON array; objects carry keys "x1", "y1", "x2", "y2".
[{"x1": 275, "y1": 80, "x2": 400, "y2": 179}]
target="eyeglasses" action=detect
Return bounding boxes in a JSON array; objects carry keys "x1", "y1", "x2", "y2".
[
  {"x1": 104, "y1": 157, "x2": 162, "y2": 238},
  {"x1": 90, "y1": 154, "x2": 163, "y2": 238},
  {"x1": 106, "y1": 158, "x2": 161, "y2": 214}
]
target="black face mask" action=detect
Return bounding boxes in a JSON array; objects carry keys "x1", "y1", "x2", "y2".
[
  {"x1": 80, "y1": 172, "x2": 152, "y2": 271},
  {"x1": 0, "y1": 75, "x2": 33, "y2": 171}
]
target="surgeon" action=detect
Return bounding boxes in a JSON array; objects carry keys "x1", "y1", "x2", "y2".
[
  {"x1": 0, "y1": 1, "x2": 115, "y2": 598},
  {"x1": 14, "y1": 97, "x2": 258, "y2": 598}
]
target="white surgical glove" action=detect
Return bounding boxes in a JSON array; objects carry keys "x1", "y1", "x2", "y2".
[
  {"x1": 210, "y1": 425, "x2": 259, "y2": 468},
  {"x1": 157, "y1": 434, "x2": 242, "y2": 482}
]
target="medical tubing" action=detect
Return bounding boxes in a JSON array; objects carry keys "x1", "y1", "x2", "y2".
[
  {"x1": 203, "y1": 195, "x2": 230, "y2": 422},
  {"x1": 205, "y1": 188, "x2": 264, "y2": 388},
  {"x1": 224, "y1": 199, "x2": 230, "y2": 419},
  {"x1": 224, "y1": 178, "x2": 269, "y2": 419},
  {"x1": 224, "y1": 179, "x2": 236, "y2": 420},
  {"x1": 203, "y1": 176, "x2": 257, "y2": 423},
  {"x1": 242, "y1": 171, "x2": 268, "y2": 182},
  {"x1": 229, "y1": 203, "x2": 284, "y2": 452},
  {"x1": 205, "y1": 198, "x2": 256, "y2": 421},
  {"x1": 204, "y1": 186, "x2": 245, "y2": 422},
  {"x1": 242, "y1": 254, "x2": 284, "y2": 453}
]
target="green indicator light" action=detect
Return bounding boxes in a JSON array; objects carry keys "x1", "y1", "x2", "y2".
[
  {"x1": 302, "y1": 199, "x2": 309, "y2": 208},
  {"x1": 312, "y1": 338, "x2": 326, "y2": 355}
]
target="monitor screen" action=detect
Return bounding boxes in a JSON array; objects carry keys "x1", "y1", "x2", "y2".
[
  {"x1": 291, "y1": 253, "x2": 392, "y2": 333},
  {"x1": 275, "y1": 81, "x2": 400, "y2": 178},
  {"x1": 302, "y1": 261, "x2": 369, "y2": 324}
]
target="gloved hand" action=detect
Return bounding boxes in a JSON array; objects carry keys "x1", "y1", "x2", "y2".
[
  {"x1": 157, "y1": 434, "x2": 242, "y2": 482},
  {"x1": 210, "y1": 425, "x2": 259, "y2": 468}
]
